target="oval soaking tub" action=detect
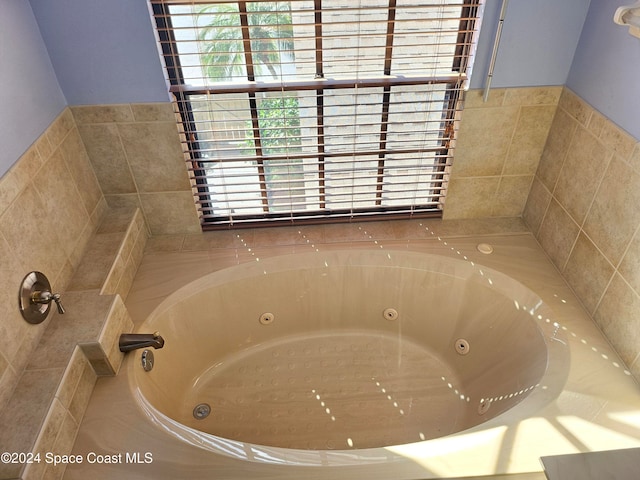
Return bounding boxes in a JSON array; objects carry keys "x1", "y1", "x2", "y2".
[{"x1": 130, "y1": 249, "x2": 567, "y2": 465}]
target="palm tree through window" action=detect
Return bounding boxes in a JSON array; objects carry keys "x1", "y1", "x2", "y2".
[{"x1": 152, "y1": 0, "x2": 483, "y2": 228}]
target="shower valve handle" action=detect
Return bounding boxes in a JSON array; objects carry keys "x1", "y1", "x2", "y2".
[
  {"x1": 32, "y1": 290, "x2": 66, "y2": 314},
  {"x1": 52, "y1": 293, "x2": 65, "y2": 314}
]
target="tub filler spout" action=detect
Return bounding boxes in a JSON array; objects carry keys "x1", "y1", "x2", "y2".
[{"x1": 119, "y1": 332, "x2": 165, "y2": 353}]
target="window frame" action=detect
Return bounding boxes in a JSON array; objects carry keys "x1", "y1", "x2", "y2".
[{"x1": 152, "y1": 0, "x2": 482, "y2": 229}]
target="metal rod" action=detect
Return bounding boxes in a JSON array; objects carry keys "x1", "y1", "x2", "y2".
[{"x1": 483, "y1": 0, "x2": 509, "y2": 102}]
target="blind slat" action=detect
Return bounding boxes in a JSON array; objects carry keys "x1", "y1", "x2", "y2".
[{"x1": 152, "y1": 0, "x2": 482, "y2": 228}]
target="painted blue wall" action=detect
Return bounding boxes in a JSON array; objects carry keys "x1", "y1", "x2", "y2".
[
  {"x1": 28, "y1": 0, "x2": 170, "y2": 105},
  {"x1": 567, "y1": 0, "x2": 640, "y2": 140},
  {"x1": 28, "y1": 0, "x2": 590, "y2": 103},
  {"x1": 0, "y1": 0, "x2": 67, "y2": 177},
  {"x1": 470, "y1": 0, "x2": 591, "y2": 89}
]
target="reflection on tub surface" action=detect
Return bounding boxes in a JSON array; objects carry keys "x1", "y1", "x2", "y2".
[
  {"x1": 131, "y1": 249, "x2": 560, "y2": 461},
  {"x1": 65, "y1": 230, "x2": 640, "y2": 480},
  {"x1": 185, "y1": 330, "x2": 463, "y2": 450}
]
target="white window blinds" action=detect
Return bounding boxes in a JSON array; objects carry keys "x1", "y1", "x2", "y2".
[{"x1": 151, "y1": 0, "x2": 483, "y2": 228}]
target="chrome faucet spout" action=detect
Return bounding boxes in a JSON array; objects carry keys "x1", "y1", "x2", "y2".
[{"x1": 119, "y1": 332, "x2": 165, "y2": 353}]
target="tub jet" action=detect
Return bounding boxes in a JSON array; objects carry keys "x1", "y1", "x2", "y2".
[
  {"x1": 259, "y1": 312, "x2": 275, "y2": 325},
  {"x1": 382, "y1": 308, "x2": 398, "y2": 321},
  {"x1": 455, "y1": 339, "x2": 470, "y2": 355},
  {"x1": 193, "y1": 403, "x2": 211, "y2": 420}
]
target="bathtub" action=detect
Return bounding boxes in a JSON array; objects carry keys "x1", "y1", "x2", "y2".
[
  {"x1": 131, "y1": 248, "x2": 567, "y2": 466},
  {"x1": 65, "y1": 231, "x2": 640, "y2": 480}
]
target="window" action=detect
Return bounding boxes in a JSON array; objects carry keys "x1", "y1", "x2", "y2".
[{"x1": 151, "y1": 0, "x2": 483, "y2": 228}]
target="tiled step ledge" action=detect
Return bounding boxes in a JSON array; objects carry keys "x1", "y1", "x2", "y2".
[{"x1": 0, "y1": 208, "x2": 148, "y2": 480}]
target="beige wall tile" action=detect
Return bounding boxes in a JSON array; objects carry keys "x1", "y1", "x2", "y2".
[
  {"x1": 631, "y1": 353, "x2": 640, "y2": 381},
  {"x1": 0, "y1": 231, "x2": 33, "y2": 363},
  {"x1": 0, "y1": 169, "x2": 23, "y2": 215},
  {"x1": 59, "y1": 129, "x2": 103, "y2": 214},
  {"x1": 537, "y1": 198, "x2": 580, "y2": 270},
  {"x1": 463, "y1": 88, "x2": 506, "y2": 108},
  {"x1": 587, "y1": 109, "x2": 607, "y2": 137},
  {"x1": 71, "y1": 104, "x2": 134, "y2": 124},
  {"x1": 583, "y1": 156, "x2": 640, "y2": 265},
  {"x1": 523, "y1": 177, "x2": 551, "y2": 235},
  {"x1": 46, "y1": 109, "x2": 75, "y2": 150},
  {"x1": 45, "y1": 410, "x2": 81, "y2": 480},
  {"x1": 558, "y1": 88, "x2": 592, "y2": 126},
  {"x1": 0, "y1": 351, "x2": 8, "y2": 394},
  {"x1": 594, "y1": 274, "x2": 640, "y2": 368},
  {"x1": 145, "y1": 235, "x2": 186, "y2": 253},
  {"x1": 80, "y1": 343, "x2": 114, "y2": 376},
  {"x1": 0, "y1": 146, "x2": 44, "y2": 213},
  {"x1": 89, "y1": 197, "x2": 109, "y2": 232},
  {"x1": 629, "y1": 143, "x2": 640, "y2": 173},
  {"x1": 140, "y1": 191, "x2": 202, "y2": 235},
  {"x1": 618, "y1": 228, "x2": 640, "y2": 295},
  {"x1": 530, "y1": 87, "x2": 640, "y2": 379},
  {"x1": 102, "y1": 252, "x2": 126, "y2": 295},
  {"x1": 117, "y1": 122, "x2": 190, "y2": 193},
  {"x1": 27, "y1": 398, "x2": 67, "y2": 480},
  {"x1": 599, "y1": 118, "x2": 636, "y2": 161},
  {"x1": 68, "y1": 359, "x2": 97, "y2": 423},
  {"x1": 104, "y1": 192, "x2": 142, "y2": 211},
  {"x1": 14, "y1": 322, "x2": 56, "y2": 379},
  {"x1": 55, "y1": 347, "x2": 85, "y2": 411},
  {"x1": 442, "y1": 177, "x2": 499, "y2": 219},
  {"x1": 492, "y1": 175, "x2": 533, "y2": 217},
  {"x1": 98, "y1": 296, "x2": 133, "y2": 373},
  {"x1": 35, "y1": 131, "x2": 54, "y2": 160},
  {"x1": 562, "y1": 233, "x2": 615, "y2": 315},
  {"x1": 115, "y1": 261, "x2": 137, "y2": 301},
  {"x1": 0, "y1": 362, "x2": 18, "y2": 413},
  {"x1": 68, "y1": 233, "x2": 123, "y2": 291},
  {"x1": 453, "y1": 106, "x2": 520, "y2": 177},
  {"x1": 75, "y1": 102, "x2": 201, "y2": 233},
  {"x1": 78, "y1": 124, "x2": 137, "y2": 194},
  {"x1": 97, "y1": 207, "x2": 140, "y2": 234},
  {"x1": 0, "y1": 108, "x2": 105, "y2": 415},
  {"x1": 34, "y1": 150, "x2": 90, "y2": 260},
  {"x1": 73, "y1": 91, "x2": 560, "y2": 232},
  {"x1": 446, "y1": 86, "x2": 560, "y2": 221},
  {"x1": 36, "y1": 398, "x2": 67, "y2": 452},
  {"x1": 120, "y1": 222, "x2": 137, "y2": 261},
  {"x1": 1, "y1": 185, "x2": 65, "y2": 276},
  {"x1": 0, "y1": 110, "x2": 156, "y2": 476},
  {"x1": 56, "y1": 259, "x2": 78, "y2": 294},
  {"x1": 502, "y1": 86, "x2": 562, "y2": 106},
  {"x1": 535, "y1": 109, "x2": 577, "y2": 192},
  {"x1": 131, "y1": 102, "x2": 176, "y2": 122},
  {"x1": 131, "y1": 218, "x2": 149, "y2": 265},
  {"x1": 0, "y1": 369, "x2": 63, "y2": 459},
  {"x1": 504, "y1": 105, "x2": 557, "y2": 175},
  {"x1": 554, "y1": 128, "x2": 611, "y2": 224}
]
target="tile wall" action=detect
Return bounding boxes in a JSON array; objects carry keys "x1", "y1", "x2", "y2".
[
  {"x1": 524, "y1": 88, "x2": 640, "y2": 381},
  {"x1": 73, "y1": 87, "x2": 559, "y2": 233},
  {"x1": 71, "y1": 104, "x2": 201, "y2": 236},
  {"x1": 444, "y1": 86, "x2": 561, "y2": 219},
  {"x1": 5, "y1": 87, "x2": 636, "y2": 404},
  {"x1": 0, "y1": 109, "x2": 105, "y2": 412}
]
